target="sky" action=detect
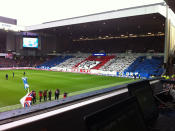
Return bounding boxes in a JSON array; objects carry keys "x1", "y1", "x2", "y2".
[{"x1": 0, "y1": 0, "x2": 164, "y2": 26}]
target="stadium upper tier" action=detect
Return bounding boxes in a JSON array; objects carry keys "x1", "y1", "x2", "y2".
[{"x1": 37, "y1": 53, "x2": 164, "y2": 78}]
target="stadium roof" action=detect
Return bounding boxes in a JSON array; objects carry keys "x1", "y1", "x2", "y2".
[
  {"x1": 165, "y1": 0, "x2": 175, "y2": 13},
  {"x1": 25, "y1": 2, "x2": 166, "y2": 31},
  {"x1": 22, "y1": 2, "x2": 168, "y2": 41},
  {"x1": 0, "y1": 16, "x2": 17, "y2": 25},
  {"x1": 30, "y1": 13, "x2": 164, "y2": 40}
]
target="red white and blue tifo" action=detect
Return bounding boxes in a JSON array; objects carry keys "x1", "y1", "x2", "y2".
[
  {"x1": 20, "y1": 91, "x2": 33, "y2": 107},
  {"x1": 24, "y1": 92, "x2": 33, "y2": 107}
]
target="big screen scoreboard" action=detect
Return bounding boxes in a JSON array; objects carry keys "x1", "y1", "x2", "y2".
[{"x1": 23, "y1": 37, "x2": 38, "y2": 48}]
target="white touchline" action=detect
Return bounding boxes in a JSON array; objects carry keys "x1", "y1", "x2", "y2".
[{"x1": 0, "y1": 88, "x2": 128, "y2": 131}]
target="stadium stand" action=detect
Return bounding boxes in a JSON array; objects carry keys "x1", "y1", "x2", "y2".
[
  {"x1": 124, "y1": 56, "x2": 164, "y2": 78},
  {"x1": 100, "y1": 54, "x2": 138, "y2": 72},
  {"x1": 74, "y1": 55, "x2": 115, "y2": 69},
  {"x1": 36, "y1": 53, "x2": 164, "y2": 78},
  {"x1": 15, "y1": 56, "x2": 44, "y2": 67},
  {"x1": 37, "y1": 55, "x2": 73, "y2": 69},
  {"x1": 0, "y1": 56, "x2": 44, "y2": 67},
  {"x1": 0, "y1": 58, "x2": 16, "y2": 67},
  {"x1": 55, "y1": 54, "x2": 88, "y2": 69}
]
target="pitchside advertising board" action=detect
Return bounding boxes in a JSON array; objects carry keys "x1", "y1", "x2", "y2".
[{"x1": 116, "y1": 72, "x2": 139, "y2": 78}]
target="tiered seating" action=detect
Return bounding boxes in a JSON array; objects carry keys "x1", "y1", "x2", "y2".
[
  {"x1": 124, "y1": 56, "x2": 145, "y2": 73},
  {"x1": 124, "y1": 56, "x2": 164, "y2": 77},
  {"x1": 0, "y1": 58, "x2": 16, "y2": 67},
  {"x1": 37, "y1": 55, "x2": 73, "y2": 68},
  {"x1": 78, "y1": 60, "x2": 100, "y2": 69},
  {"x1": 101, "y1": 55, "x2": 137, "y2": 72},
  {"x1": 36, "y1": 53, "x2": 164, "y2": 78},
  {"x1": 55, "y1": 55, "x2": 88, "y2": 69},
  {"x1": 15, "y1": 56, "x2": 44, "y2": 67},
  {"x1": 0, "y1": 56, "x2": 43, "y2": 67},
  {"x1": 75, "y1": 55, "x2": 115, "y2": 70}
]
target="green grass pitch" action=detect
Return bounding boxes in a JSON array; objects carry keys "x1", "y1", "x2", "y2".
[{"x1": 0, "y1": 69, "x2": 135, "y2": 111}]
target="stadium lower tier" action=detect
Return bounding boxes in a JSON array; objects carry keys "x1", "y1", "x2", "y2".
[{"x1": 37, "y1": 53, "x2": 164, "y2": 78}]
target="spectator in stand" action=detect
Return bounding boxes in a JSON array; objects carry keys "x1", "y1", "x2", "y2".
[
  {"x1": 43, "y1": 90, "x2": 47, "y2": 101},
  {"x1": 39, "y1": 90, "x2": 43, "y2": 102},
  {"x1": 48, "y1": 90, "x2": 52, "y2": 101},
  {"x1": 32, "y1": 90, "x2": 36, "y2": 104},
  {"x1": 55, "y1": 89, "x2": 60, "y2": 100}
]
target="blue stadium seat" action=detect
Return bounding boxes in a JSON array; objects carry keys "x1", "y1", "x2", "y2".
[
  {"x1": 124, "y1": 56, "x2": 164, "y2": 78},
  {"x1": 37, "y1": 55, "x2": 74, "y2": 69}
]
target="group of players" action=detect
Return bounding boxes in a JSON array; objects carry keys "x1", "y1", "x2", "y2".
[
  {"x1": 5, "y1": 71, "x2": 25, "y2": 80},
  {"x1": 32, "y1": 89, "x2": 68, "y2": 104}
]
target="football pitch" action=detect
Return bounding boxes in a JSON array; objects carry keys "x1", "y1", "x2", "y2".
[{"x1": 0, "y1": 69, "x2": 135, "y2": 111}]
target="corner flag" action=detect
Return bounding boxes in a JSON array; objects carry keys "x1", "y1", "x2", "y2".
[{"x1": 22, "y1": 77, "x2": 29, "y2": 90}]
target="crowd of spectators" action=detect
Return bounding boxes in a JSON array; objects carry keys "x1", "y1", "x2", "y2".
[
  {"x1": 0, "y1": 56, "x2": 49, "y2": 68},
  {"x1": 100, "y1": 55, "x2": 137, "y2": 72},
  {"x1": 55, "y1": 54, "x2": 138, "y2": 72},
  {"x1": 56, "y1": 55, "x2": 88, "y2": 69}
]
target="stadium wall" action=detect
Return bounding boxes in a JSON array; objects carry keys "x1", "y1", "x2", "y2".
[
  {"x1": 6, "y1": 33, "x2": 15, "y2": 51},
  {"x1": 72, "y1": 37, "x2": 164, "y2": 53},
  {"x1": 56, "y1": 36, "x2": 73, "y2": 53},
  {"x1": 40, "y1": 35, "x2": 57, "y2": 53},
  {"x1": 15, "y1": 35, "x2": 23, "y2": 54},
  {"x1": 0, "y1": 32, "x2": 6, "y2": 52}
]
